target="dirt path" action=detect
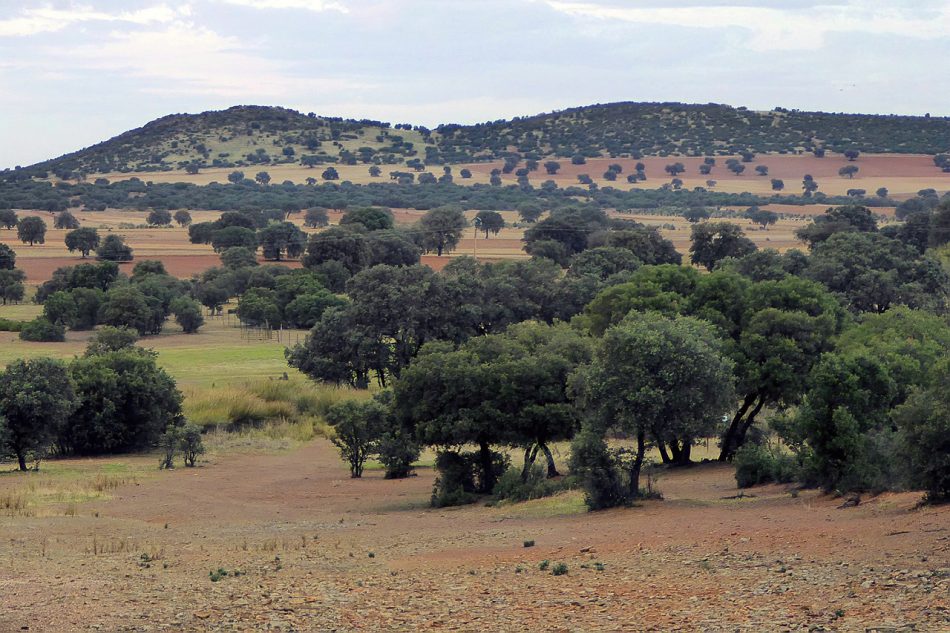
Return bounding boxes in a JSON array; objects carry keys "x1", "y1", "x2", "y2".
[{"x1": 1, "y1": 440, "x2": 947, "y2": 631}]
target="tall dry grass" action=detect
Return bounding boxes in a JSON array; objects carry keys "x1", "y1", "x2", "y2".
[{"x1": 183, "y1": 376, "x2": 369, "y2": 452}]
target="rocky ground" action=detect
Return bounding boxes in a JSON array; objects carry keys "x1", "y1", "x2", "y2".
[{"x1": 1, "y1": 441, "x2": 947, "y2": 632}]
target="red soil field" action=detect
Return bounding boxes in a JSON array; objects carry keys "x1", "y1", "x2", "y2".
[{"x1": 1, "y1": 440, "x2": 945, "y2": 631}]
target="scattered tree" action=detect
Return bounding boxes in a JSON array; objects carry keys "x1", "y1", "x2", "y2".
[
  {"x1": 64, "y1": 227, "x2": 100, "y2": 258},
  {"x1": 17, "y1": 216, "x2": 46, "y2": 246}
]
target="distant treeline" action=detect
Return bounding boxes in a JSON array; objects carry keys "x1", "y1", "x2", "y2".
[{"x1": 0, "y1": 177, "x2": 892, "y2": 215}]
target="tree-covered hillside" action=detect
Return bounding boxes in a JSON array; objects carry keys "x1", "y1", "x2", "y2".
[{"x1": 20, "y1": 102, "x2": 950, "y2": 178}]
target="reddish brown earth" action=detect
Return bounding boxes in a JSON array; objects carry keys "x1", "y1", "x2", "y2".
[
  {"x1": 12, "y1": 255, "x2": 282, "y2": 283},
  {"x1": 1, "y1": 441, "x2": 946, "y2": 632},
  {"x1": 458, "y1": 153, "x2": 950, "y2": 182}
]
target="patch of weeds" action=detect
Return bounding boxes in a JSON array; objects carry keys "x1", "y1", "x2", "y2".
[
  {"x1": 593, "y1": 562, "x2": 605, "y2": 572},
  {"x1": 523, "y1": 539, "x2": 535, "y2": 548},
  {"x1": 515, "y1": 565, "x2": 525, "y2": 574},
  {"x1": 538, "y1": 559, "x2": 550, "y2": 571},
  {"x1": 209, "y1": 568, "x2": 228, "y2": 582},
  {"x1": 833, "y1": 609, "x2": 845, "y2": 619},
  {"x1": 367, "y1": 551, "x2": 375, "y2": 558},
  {"x1": 551, "y1": 562, "x2": 568, "y2": 576},
  {"x1": 209, "y1": 567, "x2": 243, "y2": 582}
]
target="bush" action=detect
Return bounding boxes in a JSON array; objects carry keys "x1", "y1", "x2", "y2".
[
  {"x1": 170, "y1": 296, "x2": 204, "y2": 333},
  {"x1": 551, "y1": 562, "x2": 568, "y2": 576},
  {"x1": 431, "y1": 451, "x2": 478, "y2": 507},
  {"x1": 86, "y1": 326, "x2": 138, "y2": 355},
  {"x1": 326, "y1": 399, "x2": 386, "y2": 478},
  {"x1": 894, "y1": 374, "x2": 950, "y2": 504},
  {"x1": 0, "y1": 318, "x2": 25, "y2": 332},
  {"x1": 569, "y1": 428, "x2": 628, "y2": 510},
  {"x1": 734, "y1": 444, "x2": 799, "y2": 488},
  {"x1": 18, "y1": 317, "x2": 66, "y2": 342},
  {"x1": 493, "y1": 465, "x2": 573, "y2": 503},
  {"x1": 180, "y1": 423, "x2": 205, "y2": 467},
  {"x1": 158, "y1": 426, "x2": 182, "y2": 469},
  {"x1": 377, "y1": 428, "x2": 419, "y2": 479}
]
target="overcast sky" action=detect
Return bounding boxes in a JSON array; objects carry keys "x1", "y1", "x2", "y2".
[{"x1": 2, "y1": 0, "x2": 949, "y2": 168}]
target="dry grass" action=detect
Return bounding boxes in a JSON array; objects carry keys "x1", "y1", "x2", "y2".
[
  {"x1": 0, "y1": 459, "x2": 153, "y2": 517},
  {"x1": 184, "y1": 376, "x2": 369, "y2": 453}
]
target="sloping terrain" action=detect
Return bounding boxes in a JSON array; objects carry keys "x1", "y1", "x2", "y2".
[
  {"x1": 25, "y1": 102, "x2": 950, "y2": 179},
  {"x1": 0, "y1": 440, "x2": 946, "y2": 632}
]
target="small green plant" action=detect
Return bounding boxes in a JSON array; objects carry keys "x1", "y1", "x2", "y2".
[
  {"x1": 551, "y1": 562, "x2": 568, "y2": 576},
  {"x1": 179, "y1": 424, "x2": 205, "y2": 467},
  {"x1": 593, "y1": 562, "x2": 605, "y2": 571},
  {"x1": 538, "y1": 559, "x2": 550, "y2": 571},
  {"x1": 367, "y1": 552, "x2": 375, "y2": 558},
  {"x1": 209, "y1": 568, "x2": 228, "y2": 582},
  {"x1": 158, "y1": 427, "x2": 182, "y2": 469},
  {"x1": 523, "y1": 540, "x2": 535, "y2": 548},
  {"x1": 515, "y1": 565, "x2": 524, "y2": 574},
  {"x1": 209, "y1": 567, "x2": 243, "y2": 581}
]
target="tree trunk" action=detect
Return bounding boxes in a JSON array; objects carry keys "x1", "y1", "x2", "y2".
[
  {"x1": 733, "y1": 397, "x2": 767, "y2": 453},
  {"x1": 679, "y1": 440, "x2": 692, "y2": 465},
  {"x1": 478, "y1": 440, "x2": 496, "y2": 493},
  {"x1": 540, "y1": 443, "x2": 559, "y2": 478},
  {"x1": 719, "y1": 393, "x2": 757, "y2": 462},
  {"x1": 17, "y1": 452, "x2": 27, "y2": 472},
  {"x1": 520, "y1": 445, "x2": 539, "y2": 482},
  {"x1": 628, "y1": 430, "x2": 646, "y2": 498},
  {"x1": 668, "y1": 440, "x2": 682, "y2": 464},
  {"x1": 656, "y1": 440, "x2": 671, "y2": 464}
]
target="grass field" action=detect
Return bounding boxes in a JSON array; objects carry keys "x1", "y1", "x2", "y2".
[{"x1": 0, "y1": 302, "x2": 306, "y2": 387}]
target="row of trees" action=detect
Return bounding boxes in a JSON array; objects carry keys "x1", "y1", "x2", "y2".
[{"x1": 30, "y1": 260, "x2": 204, "y2": 339}]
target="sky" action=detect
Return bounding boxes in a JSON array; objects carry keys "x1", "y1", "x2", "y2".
[{"x1": 1, "y1": 0, "x2": 949, "y2": 168}]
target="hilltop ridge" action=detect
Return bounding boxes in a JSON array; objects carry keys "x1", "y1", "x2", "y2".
[{"x1": 22, "y1": 102, "x2": 950, "y2": 179}]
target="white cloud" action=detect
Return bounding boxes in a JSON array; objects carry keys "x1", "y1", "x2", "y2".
[
  {"x1": 217, "y1": 0, "x2": 348, "y2": 12},
  {"x1": 66, "y1": 21, "x2": 365, "y2": 98},
  {"x1": 0, "y1": 4, "x2": 187, "y2": 37},
  {"x1": 545, "y1": 1, "x2": 950, "y2": 51}
]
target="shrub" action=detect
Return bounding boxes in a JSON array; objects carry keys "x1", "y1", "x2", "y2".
[
  {"x1": 158, "y1": 426, "x2": 182, "y2": 469},
  {"x1": 569, "y1": 428, "x2": 628, "y2": 510},
  {"x1": 734, "y1": 444, "x2": 799, "y2": 488},
  {"x1": 180, "y1": 423, "x2": 205, "y2": 467},
  {"x1": 86, "y1": 326, "x2": 138, "y2": 355},
  {"x1": 170, "y1": 296, "x2": 204, "y2": 333},
  {"x1": 326, "y1": 399, "x2": 387, "y2": 478},
  {"x1": 894, "y1": 370, "x2": 950, "y2": 504},
  {"x1": 493, "y1": 465, "x2": 573, "y2": 503},
  {"x1": 551, "y1": 562, "x2": 568, "y2": 576},
  {"x1": 431, "y1": 451, "x2": 478, "y2": 507},
  {"x1": 377, "y1": 428, "x2": 419, "y2": 479},
  {"x1": 18, "y1": 317, "x2": 66, "y2": 342},
  {"x1": 0, "y1": 318, "x2": 25, "y2": 332}
]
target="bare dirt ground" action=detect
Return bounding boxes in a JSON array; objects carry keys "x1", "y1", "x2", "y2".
[{"x1": 1, "y1": 440, "x2": 946, "y2": 632}]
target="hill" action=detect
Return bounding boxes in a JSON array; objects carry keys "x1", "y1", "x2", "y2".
[{"x1": 23, "y1": 102, "x2": 950, "y2": 178}]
